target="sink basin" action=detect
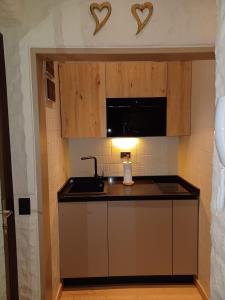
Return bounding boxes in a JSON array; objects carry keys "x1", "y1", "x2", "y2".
[{"x1": 67, "y1": 178, "x2": 106, "y2": 195}]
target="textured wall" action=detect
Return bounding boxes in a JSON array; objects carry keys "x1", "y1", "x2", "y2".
[
  {"x1": 0, "y1": 29, "x2": 42, "y2": 299},
  {"x1": 69, "y1": 137, "x2": 178, "y2": 177},
  {"x1": 211, "y1": 1, "x2": 225, "y2": 299},
  {"x1": 179, "y1": 60, "x2": 215, "y2": 297},
  {"x1": 0, "y1": 0, "x2": 24, "y2": 26},
  {"x1": 0, "y1": 0, "x2": 216, "y2": 299}
]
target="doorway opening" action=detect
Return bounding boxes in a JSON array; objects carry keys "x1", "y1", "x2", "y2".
[{"x1": 33, "y1": 47, "x2": 215, "y2": 300}]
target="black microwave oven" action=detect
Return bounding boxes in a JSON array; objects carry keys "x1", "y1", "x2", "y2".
[{"x1": 106, "y1": 98, "x2": 167, "y2": 137}]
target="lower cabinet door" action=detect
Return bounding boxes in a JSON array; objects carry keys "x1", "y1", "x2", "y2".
[
  {"x1": 173, "y1": 200, "x2": 198, "y2": 275},
  {"x1": 59, "y1": 202, "x2": 108, "y2": 278},
  {"x1": 108, "y1": 200, "x2": 172, "y2": 276}
]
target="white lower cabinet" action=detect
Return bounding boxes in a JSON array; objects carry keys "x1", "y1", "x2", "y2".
[
  {"x1": 58, "y1": 202, "x2": 108, "y2": 278},
  {"x1": 59, "y1": 199, "x2": 198, "y2": 278},
  {"x1": 173, "y1": 200, "x2": 198, "y2": 275},
  {"x1": 108, "y1": 200, "x2": 172, "y2": 276}
]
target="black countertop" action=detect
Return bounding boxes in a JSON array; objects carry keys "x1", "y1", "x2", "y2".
[{"x1": 58, "y1": 176, "x2": 200, "y2": 202}]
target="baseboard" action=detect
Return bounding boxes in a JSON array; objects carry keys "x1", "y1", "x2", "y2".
[
  {"x1": 55, "y1": 282, "x2": 62, "y2": 300},
  {"x1": 63, "y1": 275, "x2": 194, "y2": 287},
  {"x1": 195, "y1": 279, "x2": 209, "y2": 300}
]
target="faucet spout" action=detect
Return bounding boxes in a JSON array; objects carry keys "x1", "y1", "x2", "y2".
[{"x1": 81, "y1": 156, "x2": 98, "y2": 178}]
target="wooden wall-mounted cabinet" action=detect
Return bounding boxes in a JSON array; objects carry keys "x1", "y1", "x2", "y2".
[
  {"x1": 59, "y1": 63, "x2": 106, "y2": 138},
  {"x1": 106, "y1": 62, "x2": 167, "y2": 98},
  {"x1": 59, "y1": 61, "x2": 191, "y2": 138},
  {"x1": 167, "y1": 62, "x2": 192, "y2": 136}
]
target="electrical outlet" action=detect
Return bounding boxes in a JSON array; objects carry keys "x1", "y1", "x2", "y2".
[
  {"x1": 19, "y1": 198, "x2": 31, "y2": 215},
  {"x1": 120, "y1": 152, "x2": 131, "y2": 159}
]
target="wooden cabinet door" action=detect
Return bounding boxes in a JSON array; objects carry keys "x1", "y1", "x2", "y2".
[
  {"x1": 108, "y1": 200, "x2": 172, "y2": 276},
  {"x1": 58, "y1": 202, "x2": 108, "y2": 278},
  {"x1": 106, "y1": 62, "x2": 167, "y2": 98},
  {"x1": 173, "y1": 200, "x2": 198, "y2": 275},
  {"x1": 59, "y1": 63, "x2": 106, "y2": 138},
  {"x1": 167, "y1": 62, "x2": 192, "y2": 136}
]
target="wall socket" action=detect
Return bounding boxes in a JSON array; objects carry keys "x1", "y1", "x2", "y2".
[
  {"x1": 19, "y1": 198, "x2": 31, "y2": 215},
  {"x1": 120, "y1": 152, "x2": 131, "y2": 159}
]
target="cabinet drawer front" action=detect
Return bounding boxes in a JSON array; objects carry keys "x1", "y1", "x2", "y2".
[
  {"x1": 59, "y1": 202, "x2": 108, "y2": 278},
  {"x1": 108, "y1": 200, "x2": 172, "y2": 276}
]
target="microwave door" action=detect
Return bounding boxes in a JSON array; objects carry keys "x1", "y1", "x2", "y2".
[{"x1": 106, "y1": 98, "x2": 166, "y2": 137}]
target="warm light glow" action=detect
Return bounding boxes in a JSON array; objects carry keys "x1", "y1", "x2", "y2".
[{"x1": 112, "y1": 138, "x2": 138, "y2": 150}]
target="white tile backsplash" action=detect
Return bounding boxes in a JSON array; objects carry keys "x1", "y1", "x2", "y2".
[{"x1": 68, "y1": 137, "x2": 179, "y2": 177}]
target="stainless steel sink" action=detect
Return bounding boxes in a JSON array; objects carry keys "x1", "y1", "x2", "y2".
[{"x1": 67, "y1": 178, "x2": 107, "y2": 195}]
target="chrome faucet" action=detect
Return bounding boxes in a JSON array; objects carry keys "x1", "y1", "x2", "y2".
[{"x1": 81, "y1": 156, "x2": 98, "y2": 178}]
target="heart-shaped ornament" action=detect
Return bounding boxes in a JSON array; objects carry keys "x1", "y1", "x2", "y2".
[
  {"x1": 90, "y1": 2, "x2": 112, "y2": 35},
  {"x1": 131, "y1": 2, "x2": 153, "y2": 35}
]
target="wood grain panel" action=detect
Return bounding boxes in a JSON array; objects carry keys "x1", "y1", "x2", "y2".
[
  {"x1": 59, "y1": 63, "x2": 106, "y2": 138},
  {"x1": 36, "y1": 56, "x2": 53, "y2": 300},
  {"x1": 34, "y1": 46, "x2": 215, "y2": 62},
  {"x1": 45, "y1": 62, "x2": 69, "y2": 299},
  {"x1": 167, "y1": 61, "x2": 192, "y2": 136},
  {"x1": 106, "y1": 62, "x2": 167, "y2": 98},
  {"x1": 173, "y1": 200, "x2": 198, "y2": 275},
  {"x1": 59, "y1": 202, "x2": 108, "y2": 278},
  {"x1": 108, "y1": 200, "x2": 172, "y2": 276}
]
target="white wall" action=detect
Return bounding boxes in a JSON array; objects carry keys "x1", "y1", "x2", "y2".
[
  {"x1": 211, "y1": 1, "x2": 225, "y2": 299},
  {"x1": 179, "y1": 60, "x2": 215, "y2": 297},
  {"x1": 0, "y1": 0, "x2": 216, "y2": 299}
]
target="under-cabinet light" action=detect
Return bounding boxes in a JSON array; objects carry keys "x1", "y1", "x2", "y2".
[{"x1": 112, "y1": 138, "x2": 138, "y2": 150}]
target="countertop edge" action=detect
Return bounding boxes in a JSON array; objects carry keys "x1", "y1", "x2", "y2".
[{"x1": 58, "y1": 175, "x2": 200, "y2": 203}]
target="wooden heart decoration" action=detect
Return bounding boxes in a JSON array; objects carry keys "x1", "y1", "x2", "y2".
[
  {"x1": 131, "y1": 2, "x2": 153, "y2": 35},
  {"x1": 90, "y1": 2, "x2": 112, "y2": 35}
]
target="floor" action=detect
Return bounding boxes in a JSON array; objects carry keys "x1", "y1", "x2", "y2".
[{"x1": 61, "y1": 285, "x2": 203, "y2": 300}]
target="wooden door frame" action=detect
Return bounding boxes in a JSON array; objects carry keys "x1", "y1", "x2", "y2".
[
  {"x1": 31, "y1": 52, "x2": 53, "y2": 300},
  {"x1": 0, "y1": 33, "x2": 19, "y2": 300},
  {"x1": 34, "y1": 47, "x2": 215, "y2": 62}
]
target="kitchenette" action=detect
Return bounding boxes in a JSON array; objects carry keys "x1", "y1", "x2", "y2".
[
  {"x1": 0, "y1": 0, "x2": 219, "y2": 298},
  {"x1": 36, "y1": 53, "x2": 214, "y2": 299},
  {"x1": 56, "y1": 59, "x2": 196, "y2": 280}
]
